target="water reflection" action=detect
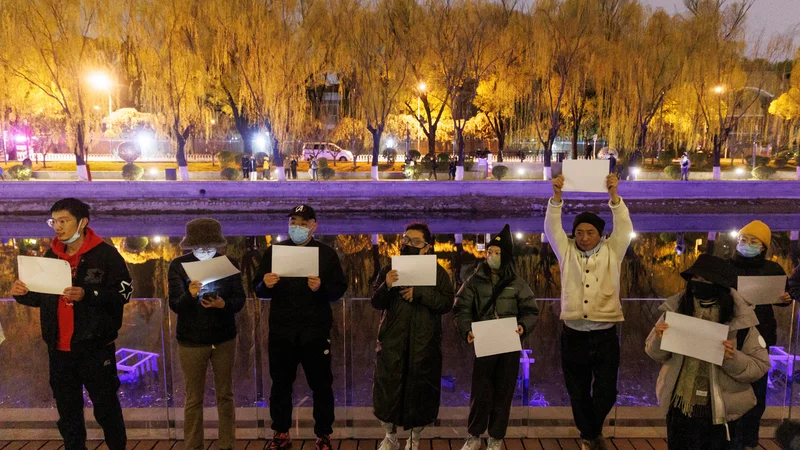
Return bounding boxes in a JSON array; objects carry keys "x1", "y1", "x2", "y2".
[{"x1": 0, "y1": 215, "x2": 798, "y2": 436}]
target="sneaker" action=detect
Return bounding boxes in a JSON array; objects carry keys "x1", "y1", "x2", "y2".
[
  {"x1": 486, "y1": 438, "x2": 502, "y2": 450},
  {"x1": 379, "y1": 436, "x2": 400, "y2": 450},
  {"x1": 594, "y1": 436, "x2": 608, "y2": 450},
  {"x1": 580, "y1": 440, "x2": 594, "y2": 450},
  {"x1": 460, "y1": 436, "x2": 482, "y2": 450},
  {"x1": 315, "y1": 435, "x2": 333, "y2": 450},
  {"x1": 267, "y1": 432, "x2": 292, "y2": 450},
  {"x1": 404, "y1": 426, "x2": 423, "y2": 450}
]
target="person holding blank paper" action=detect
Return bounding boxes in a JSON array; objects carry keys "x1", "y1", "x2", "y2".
[
  {"x1": 11, "y1": 198, "x2": 132, "y2": 450},
  {"x1": 544, "y1": 173, "x2": 631, "y2": 450},
  {"x1": 371, "y1": 222, "x2": 454, "y2": 450},
  {"x1": 645, "y1": 255, "x2": 770, "y2": 450},
  {"x1": 453, "y1": 224, "x2": 539, "y2": 450},
  {"x1": 253, "y1": 205, "x2": 348, "y2": 450},
  {"x1": 167, "y1": 218, "x2": 246, "y2": 450},
  {"x1": 726, "y1": 220, "x2": 791, "y2": 450}
]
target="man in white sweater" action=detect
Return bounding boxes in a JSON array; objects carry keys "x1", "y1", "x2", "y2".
[{"x1": 544, "y1": 173, "x2": 633, "y2": 450}]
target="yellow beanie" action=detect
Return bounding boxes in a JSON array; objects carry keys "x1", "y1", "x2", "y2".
[{"x1": 739, "y1": 220, "x2": 772, "y2": 250}]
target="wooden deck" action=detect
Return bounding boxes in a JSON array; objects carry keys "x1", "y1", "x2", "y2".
[{"x1": 0, "y1": 438, "x2": 785, "y2": 450}]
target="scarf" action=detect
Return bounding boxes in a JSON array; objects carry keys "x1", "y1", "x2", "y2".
[{"x1": 671, "y1": 297, "x2": 720, "y2": 417}]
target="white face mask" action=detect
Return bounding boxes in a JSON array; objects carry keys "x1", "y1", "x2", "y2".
[
  {"x1": 193, "y1": 248, "x2": 217, "y2": 261},
  {"x1": 62, "y1": 220, "x2": 85, "y2": 244}
]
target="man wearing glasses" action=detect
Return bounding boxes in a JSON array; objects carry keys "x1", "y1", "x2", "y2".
[
  {"x1": 371, "y1": 223, "x2": 454, "y2": 450},
  {"x1": 11, "y1": 198, "x2": 133, "y2": 450}
]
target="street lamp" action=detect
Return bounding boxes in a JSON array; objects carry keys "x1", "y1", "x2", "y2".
[
  {"x1": 87, "y1": 72, "x2": 113, "y2": 116},
  {"x1": 713, "y1": 85, "x2": 725, "y2": 94}
]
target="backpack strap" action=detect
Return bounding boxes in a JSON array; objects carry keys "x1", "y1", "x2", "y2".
[{"x1": 736, "y1": 328, "x2": 749, "y2": 351}]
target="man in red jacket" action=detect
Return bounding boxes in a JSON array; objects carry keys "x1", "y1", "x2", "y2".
[{"x1": 12, "y1": 198, "x2": 133, "y2": 450}]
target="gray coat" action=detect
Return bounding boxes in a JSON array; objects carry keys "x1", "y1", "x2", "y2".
[
  {"x1": 645, "y1": 289, "x2": 771, "y2": 425},
  {"x1": 453, "y1": 263, "x2": 539, "y2": 342}
]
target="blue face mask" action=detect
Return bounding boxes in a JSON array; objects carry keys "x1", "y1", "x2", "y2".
[
  {"x1": 737, "y1": 242, "x2": 763, "y2": 258},
  {"x1": 289, "y1": 225, "x2": 311, "y2": 244}
]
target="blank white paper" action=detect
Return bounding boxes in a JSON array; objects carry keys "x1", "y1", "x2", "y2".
[
  {"x1": 272, "y1": 245, "x2": 320, "y2": 277},
  {"x1": 17, "y1": 255, "x2": 72, "y2": 296},
  {"x1": 391, "y1": 255, "x2": 437, "y2": 287},
  {"x1": 562, "y1": 160, "x2": 610, "y2": 193},
  {"x1": 181, "y1": 257, "x2": 241, "y2": 285},
  {"x1": 737, "y1": 276, "x2": 787, "y2": 305},
  {"x1": 661, "y1": 311, "x2": 730, "y2": 366},
  {"x1": 472, "y1": 317, "x2": 522, "y2": 358}
]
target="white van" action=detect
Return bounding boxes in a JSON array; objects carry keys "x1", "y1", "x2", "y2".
[{"x1": 301, "y1": 142, "x2": 354, "y2": 162}]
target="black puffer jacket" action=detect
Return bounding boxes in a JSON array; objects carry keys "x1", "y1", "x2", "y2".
[
  {"x1": 453, "y1": 263, "x2": 539, "y2": 342},
  {"x1": 371, "y1": 262, "x2": 454, "y2": 429},
  {"x1": 168, "y1": 253, "x2": 246, "y2": 345},
  {"x1": 729, "y1": 252, "x2": 789, "y2": 347},
  {"x1": 253, "y1": 239, "x2": 348, "y2": 339},
  {"x1": 14, "y1": 241, "x2": 133, "y2": 350}
]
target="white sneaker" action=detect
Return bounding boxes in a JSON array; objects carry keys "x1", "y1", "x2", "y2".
[
  {"x1": 460, "y1": 436, "x2": 482, "y2": 450},
  {"x1": 405, "y1": 427, "x2": 423, "y2": 450},
  {"x1": 378, "y1": 436, "x2": 399, "y2": 450},
  {"x1": 486, "y1": 438, "x2": 502, "y2": 450}
]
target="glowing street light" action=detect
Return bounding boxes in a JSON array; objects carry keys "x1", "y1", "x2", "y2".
[
  {"x1": 515, "y1": 232, "x2": 524, "y2": 240},
  {"x1": 87, "y1": 72, "x2": 113, "y2": 115},
  {"x1": 630, "y1": 232, "x2": 638, "y2": 239},
  {"x1": 386, "y1": 137, "x2": 396, "y2": 148},
  {"x1": 254, "y1": 133, "x2": 268, "y2": 151},
  {"x1": 713, "y1": 85, "x2": 725, "y2": 94},
  {"x1": 729, "y1": 230, "x2": 739, "y2": 239},
  {"x1": 418, "y1": 82, "x2": 427, "y2": 92}
]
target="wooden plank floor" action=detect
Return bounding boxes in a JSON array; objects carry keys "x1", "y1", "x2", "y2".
[{"x1": 0, "y1": 438, "x2": 784, "y2": 450}]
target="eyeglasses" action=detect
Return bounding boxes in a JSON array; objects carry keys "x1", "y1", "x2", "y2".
[
  {"x1": 401, "y1": 235, "x2": 427, "y2": 247},
  {"x1": 47, "y1": 218, "x2": 76, "y2": 228}
]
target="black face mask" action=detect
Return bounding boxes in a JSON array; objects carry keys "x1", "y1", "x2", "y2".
[
  {"x1": 400, "y1": 245, "x2": 424, "y2": 256},
  {"x1": 690, "y1": 280, "x2": 719, "y2": 300}
]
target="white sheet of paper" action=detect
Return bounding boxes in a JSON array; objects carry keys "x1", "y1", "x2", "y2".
[
  {"x1": 562, "y1": 160, "x2": 610, "y2": 193},
  {"x1": 17, "y1": 255, "x2": 72, "y2": 295},
  {"x1": 471, "y1": 317, "x2": 522, "y2": 358},
  {"x1": 391, "y1": 255, "x2": 437, "y2": 286},
  {"x1": 271, "y1": 245, "x2": 320, "y2": 277},
  {"x1": 661, "y1": 311, "x2": 730, "y2": 366},
  {"x1": 737, "y1": 276, "x2": 787, "y2": 305},
  {"x1": 0, "y1": 322, "x2": 5, "y2": 346},
  {"x1": 181, "y1": 257, "x2": 241, "y2": 285}
]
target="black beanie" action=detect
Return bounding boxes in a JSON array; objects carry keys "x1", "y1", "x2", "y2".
[
  {"x1": 487, "y1": 224, "x2": 513, "y2": 267},
  {"x1": 572, "y1": 212, "x2": 606, "y2": 236}
]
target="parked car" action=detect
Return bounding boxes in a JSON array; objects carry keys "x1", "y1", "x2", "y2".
[{"x1": 301, "y1": 142, "x2": 354, "y2": 162}]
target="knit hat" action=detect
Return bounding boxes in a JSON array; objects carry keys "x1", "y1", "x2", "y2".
[
  {"x1": 738, "y1": 220, "x2": 771, "y2": 250},
  {"x1": 487, "y1": 224, "x2": 513, "y2": 267},
  {"x1": 572, "y1": 212, "x2": 606, "y2": 236},
  {"x1": 179, "y1": 218, "x2": 227, "y2": 250},
  {"x1": 680, "y1": 254, "x2": 737, "y2": 288}
]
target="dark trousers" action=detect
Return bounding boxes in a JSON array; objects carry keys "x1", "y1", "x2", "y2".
[
  {"x1": 667, "y1": 408, "x2": 730, "y2": 450},
  {"x1": 730, "y1": 370, "x2": 769, "y2": 449},
  {"x1": 243, "y1": 168, "x2": 250, "y2": 179},
  {"x1": 681, "y1": 167, "x2": 689, "y2": 180},
  {"x1": 285, "y1": 168, "x2": 291, "y2": 179},
  {"x1": 467, "y1": 351, "x2": 519, "y2": 439},
  {"x1": 48, "y1": 343, "x2": 127, "y2": 450},
  {"x1": 269, "y1": 333, "x2": 334, "y2": 437},
  {"x1": 561, "y1": 326, "x2": 620, "y2": 440}
]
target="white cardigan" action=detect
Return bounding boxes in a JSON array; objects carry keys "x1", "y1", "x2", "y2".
[{"x1": 544, "y1": 198, "x2": 633, "y2": 323}]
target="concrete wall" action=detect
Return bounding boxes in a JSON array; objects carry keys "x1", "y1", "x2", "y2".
[{"x1": 1, "y1": 179, "x2": 799, "y2": 216}]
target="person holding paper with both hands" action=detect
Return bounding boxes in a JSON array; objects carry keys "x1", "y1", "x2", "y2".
[
  {"x1": 371, "y1": 222, "x2": 454, "y2": 450},
  {"x1": 11, "y1": 198, "x2": 133, "y2": 450},
  {"x1": 544, "y1": 173, "x2": 632, "y2": 450},
  {"x1": 167, "y1": 218, "x2": 246, "y2": 450},
  {"x1": 726, "y1": 220, "x2": 791, "y2": 450},
  {"x1": 254, "y1": 205, "x2": 348, "y2": 450},
  {"x1": 453, "y1": 224, "x2": 539, "y2": 450},
  {"x1": 645, "y1": 255, "x2": 770, "y2": 450}
]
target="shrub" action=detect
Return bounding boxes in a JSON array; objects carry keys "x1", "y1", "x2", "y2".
[
  {"x1": 754, "y1": 156, "x2": 770, "y2": 167},
  {"x1": 437, "y1": 153, "x2": 451, "y2": 163},
  {"x1": 317, "y1": 157, "x2": 329, "y2": 169},
  {"x1": 464, "y1": 161, "x2": 474, "y2": 171},
  {"x1": 689, "y1": 152, "x2": 708, "y2": 169},
  {"x1": 404, "y1": 164, "x2": 423, "y2": 180},
  {"x1": 255, "y1": 152, "x2": 269, "y2": 166},
  {"x1": 320, "y1": 167, "x2": 335, "y2": 180},
  {"x1": 220, "y1": 167, "x2": 243, "y2": 180},
  {"x1": 121, "y1": 163, "x2": 144, "y2": 181},
  {"x1": 752, "y1": 166, "x2": 776, "y2": 180},
  {"x1": 664, "y1": 165, "x2": 681, "y2": 180},
  {"x1": 218, "y1": 151, "x2": 244, "y2": 167},
  {"x1": 492, "y1": 165, "x2": 509, "y2": 180},
  {"x1": 657, "y1": 149, "x2": 676, "y2": 167},
  {"x1": 8, "y1": 164, "x2": 32, "y2": 181},
  {"x1": 381, "y1": 148, "x2": 397, "y2": 161},
  {"x1": 115, "y1": 142, "x2": 142, "y2": 163},
  {"x1": 124, "y1": 237, "x2": 149, "y2": 253},
  {"x1": 772, "y1": 157, "x2": 788, "y2": 169},
  {"x1": 408, "y1": 150, "x2": 421, "y2": 161}
]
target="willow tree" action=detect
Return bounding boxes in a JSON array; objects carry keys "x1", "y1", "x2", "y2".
[
  {"x1": 342, "y1": 0, "x2": 409, "y2": 181},
  {"x1": 0, "y1": 0, "x2": 113, "y2": 180},
  {"x1": 529, "y1": 0, "x2": 593, "y2": 179}
]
